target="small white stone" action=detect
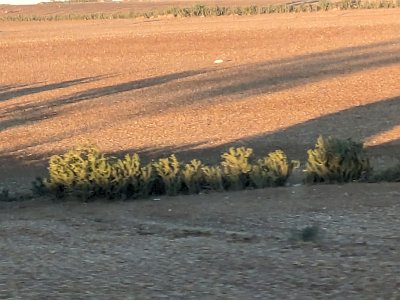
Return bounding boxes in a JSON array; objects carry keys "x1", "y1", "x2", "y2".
[{"x1": 214, "y1": 59, "x2": 223, "y2": 64}]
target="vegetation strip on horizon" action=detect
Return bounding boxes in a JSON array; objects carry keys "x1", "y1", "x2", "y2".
[{"x1": 1, "y1": 0, "x2": 400, "y2": 21}]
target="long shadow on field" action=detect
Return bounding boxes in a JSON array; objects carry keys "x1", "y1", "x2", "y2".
[
  {"x1": 132, "y1": 37, "x2": 400, "y2": 117},
  {"x1": 0, "y1": 84, "x2": 29, "y2": 93},
  {"x1": 0, "y1": 76, "x2": 110, "y2": 131},
  {"x1": 3, "y1": 37, "x2": 400, "y2": 131},
  {"x1": 41, "y1": 68, "x2": 210, "y2": 106},
  {"x1": 120, "y1": 96, "x2": 400, "y2": 163},
  {"x1": 0, "y1": 69, "x2": 209, "y2": 131},
  {"x1": 0, "y1": 76, "x2": 106, "y2": 103}
]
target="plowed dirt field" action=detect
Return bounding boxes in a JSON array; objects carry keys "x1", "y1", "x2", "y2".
[{"x1": 1, "y1": 9, "x2": 400, "y2": 188}]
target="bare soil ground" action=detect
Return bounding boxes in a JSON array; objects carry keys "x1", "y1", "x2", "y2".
[
  {"x1": 0, "y1": 7, "x2": 400, "y2": 298},
  {"x1": 1, "y1": 183, "x2": 400, "y2": 298}
]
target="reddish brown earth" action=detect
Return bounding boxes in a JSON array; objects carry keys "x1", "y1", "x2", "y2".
[
  {"x1": 0, "y1": 8, "x2": 400, "y2": 298},
  {"x1": 1, "y1": 9, "x2": 399, "y2": 187}
]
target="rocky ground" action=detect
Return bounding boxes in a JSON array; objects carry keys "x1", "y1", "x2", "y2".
[{"x1": 1, "y1": 183, "x2": 400, "y2": 299}]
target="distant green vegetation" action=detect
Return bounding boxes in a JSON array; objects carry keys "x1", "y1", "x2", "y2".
[{"x1": 1, "y1": 1, "x2": 400, "y2": 22}]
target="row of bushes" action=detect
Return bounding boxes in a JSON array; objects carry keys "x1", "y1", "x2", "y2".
[
  {"x1": 33, "y1": 146, "x2": 298, "y2": 200},
  {"x1": 31, "y1": 135, "x2": 399, "y2": 201},
  {"x1": 2, "y1": 1, "x2": 400, "y2": 22}
]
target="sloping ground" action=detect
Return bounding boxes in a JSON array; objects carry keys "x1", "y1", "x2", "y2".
[
  {"x1": 1, "y1": 183, "x2": 400, "y2": 298},
  {"x1": 1, "y1": 10, "x2": 400, "y2": 190}
]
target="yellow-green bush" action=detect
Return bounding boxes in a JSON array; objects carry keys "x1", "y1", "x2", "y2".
[
  {"x1": 220, "y1": 147, "x2": 298, "y2": 190},
  {"x1": 201, "y1": 165, "x2": 224, "y2": 192},
  {"x1": 221, "y1": 147, "x2": 253, "y2": 190},
  {"x1": 34, "y1": 145, "x2": 154, "y2": 200},
  {"x1": 153, "y1": 154, "x2": 181, "y2": 196},
  {"x1": 305, "y1": 136, "x2": 371, "y2": 184},
  {"x1": 34, "y1": 145, "x2": 298, "y2": 200},
  {"x1": 42, "y1": 146, "x2": 113, "y2": 198},
  {"x1": 112, "y1": 154, "x2": 154, "y2": 198},
  {"x1": 181, "y1": 159, "x2": 204, "y2": 194},
  {"x1": 250, "y1": 150, "x2": 299, "y2": 188}
]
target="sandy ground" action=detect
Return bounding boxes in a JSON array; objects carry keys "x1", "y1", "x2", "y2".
[{"x1": 0, "y1": 9, "x2": 400, "y2": 298}]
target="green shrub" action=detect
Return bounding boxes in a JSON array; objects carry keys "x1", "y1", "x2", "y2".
[
  {"x1": 339, "y1": 0, "x2": 352, "y2": 9},
  {"x1": 35, "y1": 144, "x2": 297, "y2": 200},
  {"x1": 259, "y1": 6, "x2": 268, "y2": 13},
  {"x1": 167, "y1": 7, "x2": 181, "y2": 17},
  {"x1": 181, "y1": 159, "x2": 204, "y2": 194},
  {"x1": 180, "y1": 7, "x2": 192, "y2": 17},
  {"x1": 0, "y1": 189, "x2": 13, "y2": 202},
  {"x1": 214, "y1": 6, "x2": 231, "y2": 16},
  {"x1": 112, "y1": 153, "x2": 154, "y2": 198},
  {"x1": 193, "y1": 4, "x2": 206, "y2": 16},
  {"x1": 301, "y1": 225, "x2": 320, "y2": 242},
  {"x1": 318, "y1": 0, "x2": 332, "y2": 10},
  {"x1": 250, "y1": 150, "x2": 299, "y2": 188},
  {"x1": 290, "y1": 224, "x2": 321, "y2": 243},
  {"x1": 35, "y1": 145, "x2": 155, "y2": 200},
  {"x1": 201, "y1": 165, "x2": 224, "y2": 192},
  {"x1": 39, "y1": 146, "x2": 116, "y2": 199},
  {"x1": 219, "y1": 147, "x2": 298, "y2": 190},
  {"x1": 234, "y1": 6, "x2": 244, "y2": 15},
  {"x1": 243, "y1": 5, "x2": 259, "y2": 15},
  {"x1": 221, "y1": 147, "x2": 253, "y2": 190},
  {"x1": 153, "y1": 154, "x2": 181, "y2": 196},
  {"x1": 305, "y1": 136, "x2": 371, "y2": 184},
  {"x1": 139, "y1": 163, "x2": 155, "y2": 197}
]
